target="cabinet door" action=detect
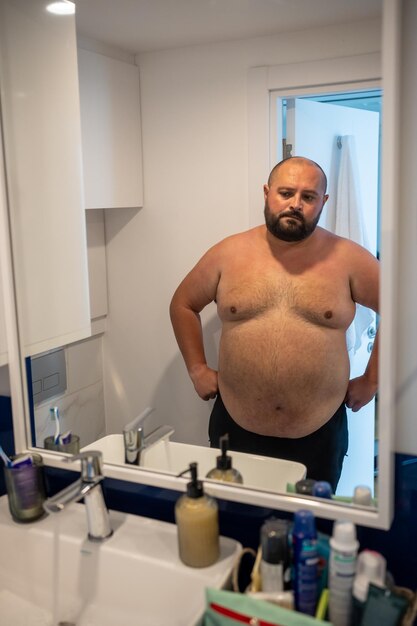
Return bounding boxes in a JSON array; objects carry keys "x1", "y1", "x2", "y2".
[
  {"x1": 78, "y1": 48, "x2": 144, "y2": 209},
  {"x1": 0, "y1": 0, "x2": 91, "y2": 357}
]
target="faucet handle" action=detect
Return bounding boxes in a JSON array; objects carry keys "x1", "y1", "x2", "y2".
[{"x1": 64, "y1": 450, "x2": 103, "y2": 481}]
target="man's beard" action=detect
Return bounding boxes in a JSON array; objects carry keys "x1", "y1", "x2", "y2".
[{"x1": 264, "y1": 203, "x2": 322, "y2": 242}]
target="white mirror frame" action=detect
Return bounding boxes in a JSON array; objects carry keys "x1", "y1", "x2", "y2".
[{"x1": 1, "y1": 0, "x2": 399, "y2": 530}]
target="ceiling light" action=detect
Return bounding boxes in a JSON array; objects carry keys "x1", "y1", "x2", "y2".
[{"x1": 46, "y1": 1, "x2": 75, "y2": 15}]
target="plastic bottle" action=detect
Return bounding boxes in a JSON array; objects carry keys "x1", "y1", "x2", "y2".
[
  {"x1": 205, "y1": 434, "x2": 243, "y2": 484},
  {"x1": 328, "y1": 520, "x2": 359, "y2": 626},
  {"x1": 295, "y1": 479, "x2": 317, "y2": 495},
  {"x1": 292, "y1": 509, "x2": 319, "y2": 615},
  {"x1": 351, "y1": 549, "x2": 386, "y2": 625},
  {"x1": 175, "y1": 462, "x2": 220, "y2": 568},
  {"x1": 312, "y1": 481, "x2": 333, "y2": 499},
  {"x1": 260, "y1": 518, "x2": 291, "y2": 592},
  {"x1": 352, "y1": 485, "x2": 373, "y2": 506}
]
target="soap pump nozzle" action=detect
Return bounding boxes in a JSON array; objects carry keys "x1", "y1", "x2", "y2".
[
  {"x1": 177, "y1": 462, "x2": 204, "y2": 498},
  {"x1": 217, "y1": 434, "x2": 233, "y2": 470}
]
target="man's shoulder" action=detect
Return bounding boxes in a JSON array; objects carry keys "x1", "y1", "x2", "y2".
[
  {"x1": 212, "y1": 225, "x2": 264, "y2": 250},
  {"x1": 318, "y1": 228, "x2": 379, "y2": 269},
  {"x1": 319, "y1": 227, "x2": 371, "y2": 251}
]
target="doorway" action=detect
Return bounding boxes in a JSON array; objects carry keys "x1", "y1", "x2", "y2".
[{"x1": 270, "y1": 89, "x2": 382, "y2": 496}]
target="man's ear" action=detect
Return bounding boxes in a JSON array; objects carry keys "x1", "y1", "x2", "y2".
[
  {"x1": 323, "y1": 194, "x2": 329, "y2": 206},
  {"x1": 263, "y1": 184, "x2": 269, "y2": 199}
]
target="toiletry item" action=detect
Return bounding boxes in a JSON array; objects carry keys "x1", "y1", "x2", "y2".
[
  {"x1": 0, "y1": 445, "x2": 33, "y2": 468},
  {"x1": 51, "y1": 406, "x2": 61, "y2": 444},
  {"x1": 353, "y1": 485, "x2": 373, "y2": 506},
  {"x1": 312, "y1": 481, "x2": 333, "y2": 499},
  {"x1": 45, "y1": 406, "x2": 79, "y2": 453},
  {"x1": 0, "y1": 444, "x2": 12, "y2": 467},
  {"x1": 361, "y1": 582, "x2": 409, "y2": 626},
  {"x1": 205, "y1": 434, "x2": 243, "y2": 484},
  {"x1": 328, "y1": 520, "x2": 359, "y2": 626},
  {"x1": 292, "y1": 509, "x2": 319, "y2": 616},
  {"x1": 351, "y1": 549, "x2": 387, "y2": 625},
  {"x1": 58, "y1": 430, "x2": 72, "y2": 445},
  {"x1": 260, "y1": 517, "x2": 291, "y2": 592},
  {"x1": 295, "y1": 479, "x2": 317, "y2": 495},
  {"x1": 317, "y1": 532, "x2": 330, "y2": 595},
  {"x1": 315, "y1": 588, "x2": 329, "y2": 620},
  {"x1": 175, "y1": 462, "x2": 220, "y2": 568},
  {"x1": 3, "y1": 453, "x2": 46, "y2": 522},
  {"x1": 44, "y1": 434, "x2": 80, "y2": 454},
  {"x1": 247, "y1": 591, "x2": 294, "y2": 610}
]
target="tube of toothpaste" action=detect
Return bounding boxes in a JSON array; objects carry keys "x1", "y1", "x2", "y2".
[
  {"x1": 58, "y1": 431, "x2": 72, "y2": 445},
  {"x1": 11, "y1": 454, "x2": 33, "y2": 468}
]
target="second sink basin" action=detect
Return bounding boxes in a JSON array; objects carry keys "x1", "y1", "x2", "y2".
[{"x1": 82, "y1": 434, "x2": 306, "y2": 493}]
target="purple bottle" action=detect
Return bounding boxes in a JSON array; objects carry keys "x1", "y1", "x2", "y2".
[{"x1": 292, "y1": 509, "x2": 319, "y2": 615}]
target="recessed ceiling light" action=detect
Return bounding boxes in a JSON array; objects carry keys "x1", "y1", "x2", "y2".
[{"x1": 46, "y1": 1, "x2": 75, "y2": 15}]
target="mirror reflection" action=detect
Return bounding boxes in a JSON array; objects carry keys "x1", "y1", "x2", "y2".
[
  {"x1": 2, "y1": 0, "x2": 383, "y2": 508},
  {"x1": 169, "y1": 153, "x2": 379, "y2": 496}
]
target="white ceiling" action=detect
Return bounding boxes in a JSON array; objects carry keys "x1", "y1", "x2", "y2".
[{"x1": 75, "y1": 0, "x2": 382, "y2": 55}]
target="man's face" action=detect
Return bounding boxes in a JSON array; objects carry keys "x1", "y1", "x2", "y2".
[{"x1": 263, "y1": 160, "x2": 328, "y2": 242}]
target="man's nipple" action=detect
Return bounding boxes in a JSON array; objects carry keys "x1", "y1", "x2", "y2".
[
  {"x1": 230, "y1": 306, "x2": 237, "y2": 314},
  {"x1": 324, "y1": 310, "x2": 333, "y2": 319}
]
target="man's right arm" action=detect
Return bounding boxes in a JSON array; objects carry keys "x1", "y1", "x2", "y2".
[{"x1": 169, "y1": 247, "x2": 221, "y2": 401}]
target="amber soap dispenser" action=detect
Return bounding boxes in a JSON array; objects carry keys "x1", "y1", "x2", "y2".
[
  {"x1": 206, "y1": 433, "x2": 243, "y2": 484},
  {"x1": 175, "y1": 462, "x2": 220, "y2": 568}
]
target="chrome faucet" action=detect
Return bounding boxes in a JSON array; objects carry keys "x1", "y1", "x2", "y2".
[
  {"x1": 43, "y1": 450, "x2": 113, "y2": 541},
  {"x1": 123, "y1": 407, "x2": 174, "y2": 465}
]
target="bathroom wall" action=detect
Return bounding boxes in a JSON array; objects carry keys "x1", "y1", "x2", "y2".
[
  {"x1": 101, "y1": 18, "x2": 382, "y2": 443},
  {"x1": 0, "y1": 365, "x2": 10, "y2": 397},
  {"x1": 394, "y1": 0, "x2": 417, "y2": 457},
  {"x1": 33, "y1": 335, "x2": 106, "y2": 449}
]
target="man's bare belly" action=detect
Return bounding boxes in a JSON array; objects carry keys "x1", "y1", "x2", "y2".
[{"x1": 217, "y1": 313, "x2": 350, "y2": 438}]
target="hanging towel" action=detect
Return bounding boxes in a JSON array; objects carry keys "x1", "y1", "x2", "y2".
[{"x1": 326, "y1": 135, "x2": 374, "y2": 354}]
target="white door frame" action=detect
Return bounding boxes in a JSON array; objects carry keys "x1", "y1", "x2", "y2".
[{"x1": 246, "y1": 51, "x2": 396, "y2": 529}]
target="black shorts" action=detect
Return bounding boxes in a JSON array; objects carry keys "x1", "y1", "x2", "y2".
[{"x1": 208, "y1": 394, "x2": 348, "y2": 492}]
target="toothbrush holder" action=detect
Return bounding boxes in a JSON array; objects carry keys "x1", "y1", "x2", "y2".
[
  {"x1": 4, "y1": 453, "x2": 47, "y2": 523},
  {"x1": 43, "y1": 434, "x2": 80, "y2": 455}
]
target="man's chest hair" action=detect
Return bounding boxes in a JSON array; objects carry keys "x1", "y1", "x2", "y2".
[{"x1": 216, "y1": 265, "x2": 355, "y2": 330}]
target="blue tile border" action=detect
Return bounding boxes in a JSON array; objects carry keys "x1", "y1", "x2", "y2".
[{"x1": 1, "y1": 450, "x2": 416, "y2": 595}]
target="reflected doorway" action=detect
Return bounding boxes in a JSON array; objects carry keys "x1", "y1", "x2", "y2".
[{"x1": 270, "y1": 89, "x2": 382, "y2": 496}]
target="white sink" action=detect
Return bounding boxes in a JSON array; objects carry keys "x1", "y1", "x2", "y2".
[
  {"x1": 82, "y1": 435, "x2": 306, "y2": 493},
  {"x1": 0, "y1": 495, "x2": 241, "y2": 626}
]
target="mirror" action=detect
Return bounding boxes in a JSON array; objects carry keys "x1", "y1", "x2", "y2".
[{"x1": 1, "y1": 0, "x2": 395, "y2": 528}]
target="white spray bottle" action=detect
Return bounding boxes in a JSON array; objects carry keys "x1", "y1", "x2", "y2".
[{"x1": 328, "y1": 520, "x2": 359, "y2": 626}]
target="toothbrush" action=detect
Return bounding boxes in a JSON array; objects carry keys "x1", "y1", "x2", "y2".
[
  {"x1": 0, "y1": 444, "x2": 12, "y2": 467},
  {"x1": 0, "y1": 445, "x2": 31, "y2": 468},
  {"x1": 50, "y1": 406, "x2": 61, "y2": 444}
]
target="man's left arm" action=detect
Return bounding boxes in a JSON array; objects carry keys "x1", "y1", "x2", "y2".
[
  {"x1": 345, "y1": 327, "x2": 379, "y2": 412},
  {"x1": 344, "y1": 244, "x2": 380, "y2": 412}
]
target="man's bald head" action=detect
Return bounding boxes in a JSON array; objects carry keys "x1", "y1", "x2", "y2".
[{"x1": 268, "y1": 157, "x2": 328, "y2": 194}]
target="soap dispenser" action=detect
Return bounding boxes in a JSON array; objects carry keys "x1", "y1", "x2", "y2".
[
  {"x1": 205, "y1": 434, "x2": 243, "y2": 484},
  {"x1": 175, "y1": 462, "x2": 220, "y2": 568}
]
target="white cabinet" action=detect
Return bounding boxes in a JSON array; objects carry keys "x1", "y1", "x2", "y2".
[
  {"x1": 78, "y1": 48, "x2": 144, "y2": 210},
  {"x1": 0, "y1": 0, "x2": 91, "y2": 357}
]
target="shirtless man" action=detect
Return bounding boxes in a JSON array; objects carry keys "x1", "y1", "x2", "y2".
[{"x1": 169, "y1": 157, "x2": 379, "y2": 490}]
